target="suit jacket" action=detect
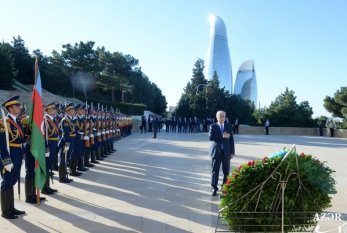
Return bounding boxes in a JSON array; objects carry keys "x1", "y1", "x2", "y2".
[{"x1": 208, "y1": 123, "x2": 235, "y2": 159}]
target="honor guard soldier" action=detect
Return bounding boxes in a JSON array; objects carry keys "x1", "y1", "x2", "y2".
[
  {"x1": 89, "y1": 106, "x2": 99, "y2": 164},
  {"x1": 52, "y1": 103, "x2": 63, "y2": 171},
  {"x1": 42, "y1": 102, "x2": 59, "y2": 194},
  {"x1": 95, "y1": 108, "x2": 103, "y2": 161},
  {"x1": 20, "y1": 106, "x2": 46, "y2": 204},
  {"x1": 0, "y1": 96, "x2": 26, "y2": 219},
  {"x1": 57, "y1": 103, "x2": 75, "y2": 183},
  {"x1": 75, "y1": 104, "x2": 88, "y2": 173},
  {"x1": 83, "y1": 105, "x2": 94, "y2": 168},
  {"x1": 101, "y1": 110, "x2": 109, "y2": 158}
]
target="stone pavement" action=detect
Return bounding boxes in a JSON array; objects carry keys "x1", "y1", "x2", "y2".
[{"x1": 1, "y1": 132, "x2": 346, "y2": 232}]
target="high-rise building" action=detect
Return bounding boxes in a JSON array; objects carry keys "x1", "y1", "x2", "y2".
[
  {"x1": 234, "y1": 59, "x2": 258, "y2": 105},
  {"x1": 205, "y1": 15, "x2": 233, "y2": 93}
]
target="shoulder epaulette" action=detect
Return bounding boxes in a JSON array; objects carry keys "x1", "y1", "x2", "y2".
[
  {"x1": 20, "y1": 116, "x2": 29, "y2": 125},
  {"x1": 0, "y1": 120, "x2": 4, "y2": 133}
]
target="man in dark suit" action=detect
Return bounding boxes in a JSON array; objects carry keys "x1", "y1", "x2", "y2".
[
  {"x1": 152, "y1": 116, "x2": 159, "y2": 138},
  {"x1": 209, "y1": 110, "x2": 235, "y2": 196}
]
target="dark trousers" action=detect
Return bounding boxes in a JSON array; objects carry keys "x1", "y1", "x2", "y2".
[
  {"x1": 1, "y1": 148, "x2": 23, "y2": 191},
  {"x1": 47, "y1": 141, "x2": 58, "y2": 173},
  {"x1": 330, "y1": 128, "x2": 334, "y2": 137},
  {"x1": 211, "y1": 150, "x2": 230, "y2": 190},
  {"x1": 153, "y1": 127, "x2": 158, "y2": 138},
  {"x1": 265, "y1": 126, "x2": 269, "y2": 135},
  {"x1": 234, "y1": 125, "x2": 239, "y2": 134}
]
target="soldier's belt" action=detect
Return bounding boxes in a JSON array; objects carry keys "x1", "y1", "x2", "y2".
[
  {"x1": 9, "y1": 143, "x2": 23, "y2": 148},
  {"x1": 48, "y1": 138, "x2": 59, "y2": 141},
  {"x1": 69, "y1": 134, "x2": 76, "y2": 137}
]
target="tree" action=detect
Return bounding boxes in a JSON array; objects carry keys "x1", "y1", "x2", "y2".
[
  {"x1": 0, "y1": 42, "x2": 16, "y2": 89},
  {"x1": 175, "y1": 60, "x2": 208, "y2": 118},
  {"x1": 323, "y1": 87, "x2": 347, "y2": 118},
  {"x1": 265, "y1": 88, "x2": 314, "y2": 127},
  {"x1": 1, "y1": 37, "x2": 167, "y2": 114},
  {"x1": 203, "y1": 71, "x2": 228, "y2": 117},
  {"x1": 226, "y1": 95, "x2": 255, "y2": 125},
  {"x1": 10, "y1": 36, "x2": 34, "y2": 84},
  {"x1": 175, "y1": 61, "x2": 255, "y2": 124},
  {"x1": 61, "y1": 41, "x2": 100, "y2": 98}
]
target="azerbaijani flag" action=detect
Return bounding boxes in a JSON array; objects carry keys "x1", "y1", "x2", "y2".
[{"x1": 29, "y1": 58, "x2": 46, "y2": 190}]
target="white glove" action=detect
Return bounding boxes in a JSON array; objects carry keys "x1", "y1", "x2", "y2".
[
  {"x1": 45, "y1": 152, "x2": 50, "y2": 158},
  {"x1": 102, "y1": 131, "x2": 105, "y2": 135},
  {"x1": 84, "y1": 136, "x2": 90, "y2": 140},
  {"x1": 64, "y1": 146, "x2": 69, "y2": 153},
  {"x1": 89, "y1": 134, "x2": 94, "y2": 138},
  {"x1": 97, "y1": 132, "x2": 101, "y2": 136},
  {"x1": 4, "y1": 163, "x2": 14, "y2": 172},
  {"x1": 106, "y1": 130, "x2": 109, "y2": 134}
]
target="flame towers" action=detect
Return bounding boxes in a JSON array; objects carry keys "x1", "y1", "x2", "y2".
[
  {"x1": 234, "y1": 59, "x2": 258, "y2": 105},
  {"x1": 205, "y1": 15, "x2": 233, "y2": 93}
]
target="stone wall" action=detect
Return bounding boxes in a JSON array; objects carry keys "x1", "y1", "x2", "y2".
[{"x1": 237, "y1": 126, "x2": 347, "y2": 138}]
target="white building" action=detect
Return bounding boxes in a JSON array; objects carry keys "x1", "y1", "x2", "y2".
[{"x1": 205, "y1": 15, "x2": 233, "y2": 93}]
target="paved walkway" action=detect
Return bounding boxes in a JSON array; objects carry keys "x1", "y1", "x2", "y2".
[{"x1": 1, "y1": 132, "x2": 347, "y2": 232}]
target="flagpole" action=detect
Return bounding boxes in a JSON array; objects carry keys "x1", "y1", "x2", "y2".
[{"x1": 34, "y1": 58, "x2": 41, "y2": 205}]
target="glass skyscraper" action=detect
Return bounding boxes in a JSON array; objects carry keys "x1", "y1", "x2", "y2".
[
  {"x1": 205, "y1": 15, "x2": 233, "y2": 93},
  {"x1": 234, "y1": 59, "x2": 258, "y2": 105}
]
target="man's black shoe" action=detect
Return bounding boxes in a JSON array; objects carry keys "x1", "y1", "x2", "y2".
[
  {"x1": 41, "y1": 189, "x2": 54, "y2": 195},
  {"x1": 25, "y1": 196, "x2": 45, "y2": 204},
  {"x1": 48, "y1": 187, "x2": 58, "y2": 193},
  {"x1": 212, "y1": 189, "x2": 217, "y2": 196},
  {"x1": 2, "y1": 212, "x2": 17, "y2": 219},
  {"x1": 70, "y1": 171, "x2": 82, "y2": 177},
  {"x1": 85, "y1": 163, "x2": 95, "y2": 167},
  {"x1": 59, "y1": 178, "x2": 72, "y2": 183},
  {"x1": 12, "y1": 208, "x2": 25, "y2": 215},
  {"x1": 77, "y1": 167, "x2": 88, "y2": 172},
  {"x1": 91, "y1": 160, "x2": 100, "y2": 164}
]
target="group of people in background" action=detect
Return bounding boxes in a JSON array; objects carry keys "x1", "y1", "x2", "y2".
[
  {"x1": 140, "y1": 116, "x2": 242, "y2": 135},
  {"x1": 0, "y1": 95, "x2": 133, "y2": 219}
]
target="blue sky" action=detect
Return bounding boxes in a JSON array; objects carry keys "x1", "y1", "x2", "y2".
[{"x1": 1, "y1": 0, "x2": 346, "y2": 117}]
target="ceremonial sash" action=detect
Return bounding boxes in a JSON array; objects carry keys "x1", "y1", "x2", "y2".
[
  {"x1": 7, "y1": 118, "x2": 24, "y2": 138},
  {"x1": 47, "y1": 117, "x2": 59, "y2": 133}
]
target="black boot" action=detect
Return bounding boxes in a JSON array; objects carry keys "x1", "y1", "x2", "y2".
[
  {"x1": 25, "y1": 178, "x2": 35, "y2": 204},
  {"x1": 103, "y1": 145, "x2": 110, "y2": 156},
  {"x1": 9, "y1": 187, "x2": 25, "y2": 215},
  {"x1": 96, "y1": 147, "x2": 104, "y2": 160},
  {"x1": 59, "y1": 164, "x2": 73, "y2": 183},
  {"x1": 90, "y1": 150, "x2": 99, "y2": 164},
  {"x1": 111, "y1": 142, "x2": 116, "y2": 152},
  {"x1": 1, "y1": 189, "x2": 17, "y2": 219},
  {"x1": 41, "y1": 177, "x2": 54, "y2": 195},
  {"x1": 84, "y1": 152, "x2": 94, "y2": 167},
  {"x1": 25, "y1": 179, "x2": 46, "y2": 204},
  {"x1": 77, "y1": 157, "x2": 88, "y2": 172},
  {"x1": 70, "y1": 159, "x2": 82, "y2": 176},
  {"x1": 107, "y1": 143, "x2": 112, "y2": 154}
]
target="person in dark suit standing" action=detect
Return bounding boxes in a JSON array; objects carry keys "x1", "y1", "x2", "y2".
[
  {"x1": 152, "y1": 116, "x2": 159, "y2": 138},
  {"x1": 209, "y1": 110, "x2": 235, "y2": 196}
]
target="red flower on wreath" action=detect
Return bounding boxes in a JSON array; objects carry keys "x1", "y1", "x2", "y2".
[{"x1": 247, "y1": 160, "x2": 255, "y2": 166}]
